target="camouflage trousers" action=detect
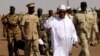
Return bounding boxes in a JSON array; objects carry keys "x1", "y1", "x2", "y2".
[
  {"x1": 40, "y1": 31, "x2": 50, "y2": 56},
  {"x1": 7, "y1": 29, "x2": 21, "y2": 56}
]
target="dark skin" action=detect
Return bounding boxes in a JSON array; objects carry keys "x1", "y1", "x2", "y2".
[
  {"x1": 9, "y1": 7, "x2": 15, "y2": 15},
  {"x1": 37, "y1": 9, "x2": 42, "y2": 18},
  {"x1": 48, "y1": 10, "x2": 53, "y2": 17},
  {"x1": 28, "y1": 7, "x2": 35, "y2": 14},
  {"x1": 80, "y1": 2, "x2": 87, "y2": 12},
  {"x1": 58, "y1": 9, "x2": 66, "y2": 19}
]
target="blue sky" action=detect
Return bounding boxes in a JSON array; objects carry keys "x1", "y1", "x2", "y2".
[{"x1": 0, "y1": 0, "x2": 100, "y2": 14}]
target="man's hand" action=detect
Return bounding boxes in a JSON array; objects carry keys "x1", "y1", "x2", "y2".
[
  {"x1": 21, "y1": 26, "x2": 27, "y2": 40},
  {"x1": 73, "y1": 42, "x2": 79, "y2": 48}
]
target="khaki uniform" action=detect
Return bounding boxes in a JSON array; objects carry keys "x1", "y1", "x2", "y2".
[
  {"x1": 90, "y1": 11, "x2": 98, "y2": 45},
  {"x1": 38, "y1": 16, "x2": 50, "y2": 56},
  {"x1": 2, "y1": 14, "x2": 21, "y2": 56},
  {"x1": 21, "y1": 13, "x2": 40, "y2": 56},
  {"x1": 74, "y1": 11, "x2": 99, "y2": 56}
]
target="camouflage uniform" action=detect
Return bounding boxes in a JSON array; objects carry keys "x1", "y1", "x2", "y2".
[
  {"x1": 38, "y1": 15, "x2": 50, "y2": 56},
  {"x1": 21, "y1": 13, "x2": 40, "y2": 56},
  {"x1": 2, "y1": 14, "x2": 21, "y2": 56},
  {"x1": 74, "y1": 11, "x2": 99, "y2": 56}
]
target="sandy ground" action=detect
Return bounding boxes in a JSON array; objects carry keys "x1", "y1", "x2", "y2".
[{"x1": 0, "y1": 35, "x2": 100, "y2": 56}]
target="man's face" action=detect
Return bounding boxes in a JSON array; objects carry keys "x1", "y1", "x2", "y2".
[
  {"x1": 37, "y1": 10, "x2": 42, "y2": 16},
  {"x1": 28, "y1": 7, "x2": 35, "y2": 14},
  {"x1": 49, "y1": 10, "x2": 53, "y2": 16},
  {"x1": 10, "y1": 8, "x2": 15, "y2": 14},
  {"x1": 58, "y1": 9, "x2": 66, "y2": 19}
]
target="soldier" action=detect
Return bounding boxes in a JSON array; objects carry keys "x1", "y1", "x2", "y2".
[
  {"x1": 48, "y1": 10, "x2": 54, "y2": 18},
  {"x1": 73, "y1": 8, "x2": 77, "y2": 15},
  {"x1": 95, "y1": 9, "x2": 100, "y2": 43},
  {"x1": 20, "y1": 3, "x2": 40, "y2": 56},
  {"x1": 74, "y1": 2, "x2": 99, "y2": 56},
  {"x1": 1, "y1": 6, "x2": 21, "y2": 56},
  {"x1": 47, "y1": 10, "x2": 54, "y2": 55},
  {"x1": 66, "y1": 6, "x2": 74, "y2": 21},
  {"x1": 37, "y1": 8, "x2": 50, "y2": 56},
  {"x1": 90, "y1": 9, "x2": 98, "y2": 46},
  {"x1": 1, "y1": 15, "x2": 7, "y2": 38}
]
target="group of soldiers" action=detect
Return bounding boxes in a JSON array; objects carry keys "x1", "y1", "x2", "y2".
[
  {"x1": 1, "y1": 3, "x2": 52, "y2": 56},
  {"x1": 1, "y1": 1, "x2": 100, "y2": 56}
]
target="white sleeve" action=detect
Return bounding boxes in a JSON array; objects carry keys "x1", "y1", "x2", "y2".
[
  {"x1": 44, "y1": 17, "x2": 54, "y2": 28},
  {"x1": 44, "y1": 20, "x2": 51, "y2": 28}
]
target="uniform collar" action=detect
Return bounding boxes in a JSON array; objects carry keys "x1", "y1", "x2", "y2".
[
  {"x1": 79, "y1": 10, "x2": 88, "y2": 14},
  {"x1": 8, "y1": 13, "x2": 16, "y2": 16}
]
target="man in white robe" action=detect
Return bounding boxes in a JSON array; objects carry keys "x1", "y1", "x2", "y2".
[{"x1": 44, "y1": 5, "x2": 79, "y2": 56}]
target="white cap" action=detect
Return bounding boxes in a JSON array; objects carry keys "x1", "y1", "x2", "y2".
[
  {"x1": 66, "y1": 6, "x2": 71, "y2": 10},
  {"x1": 78, "y1": 8, "x2": 81, "y2": 11},
  {"x1": 58, "y1": 5, "x2": 66, "y2": 10}
]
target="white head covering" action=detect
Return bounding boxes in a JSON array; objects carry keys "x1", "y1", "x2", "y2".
[
  {"x1": 58, "y1": 5, "x2": 66, "y2": 10},
  {"x1": 78, "y1": 8, "x2": 81, "y2": 11},
  {"x1": 66, "y1": 6, "x2": 71, "y2": 10}
]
